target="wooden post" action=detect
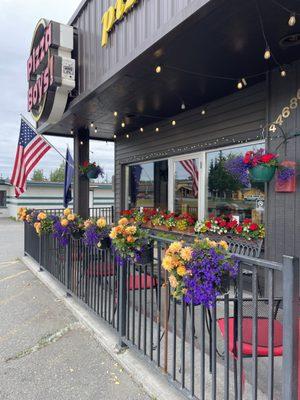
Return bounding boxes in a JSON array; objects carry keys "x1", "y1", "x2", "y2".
[{"x1": 74, "y1": 127, "x2": 90, "y2": 219}]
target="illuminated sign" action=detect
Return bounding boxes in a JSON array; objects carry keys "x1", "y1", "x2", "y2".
[
  {"x1": 101, "y1": 0, "x2": 139, "y2": 47},
  {"x1": 27, "y1": 19, "x2": 75, "y2": 125}
]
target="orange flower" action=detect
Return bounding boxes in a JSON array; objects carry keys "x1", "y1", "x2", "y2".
[
  {"x1": 118, "y1": 217, "x2": 129, "y2": 226},
  {"x1": 126, "y1": 235, "x2": 136, "y2": 243}
]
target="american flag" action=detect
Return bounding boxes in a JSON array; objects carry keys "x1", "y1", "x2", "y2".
[
  {"x1": 180, "y1": 159, "x2": 199, "y2": 197},
  {"x1": 10, "y1": 119, "x2": 51, "y2": 197}
]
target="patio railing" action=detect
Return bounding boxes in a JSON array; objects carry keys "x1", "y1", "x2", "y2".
[
  {"x1": 35, "y1": 206, "x2": 115, "y2": 224},
  {"x1": 23, "y1": 225, "x2": 299, "y2": 400}
]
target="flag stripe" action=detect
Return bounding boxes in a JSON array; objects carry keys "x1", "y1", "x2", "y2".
[{"x1": 180, "y1": 159, "x2": 199, "y2": 197}]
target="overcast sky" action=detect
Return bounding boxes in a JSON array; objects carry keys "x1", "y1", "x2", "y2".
[{"x1": 0, "y1": 0, "x2": 114, "y2": 182}]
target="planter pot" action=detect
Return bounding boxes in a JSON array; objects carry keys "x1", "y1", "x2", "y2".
[
  {"x1": 249, "y1": 165, "x2": 276, "y2": 182},
  {"x1": 98, "y1": 236, "x2": 111, "y2": 250},
  {"x1": 220, "y1": 272, "x2": 231, "y2": 294},
  {"x1": 71, "y1": 230, "x2": 84, "y2": 240},
  {"x1": 135, "y1": 245, "x2": 153, "y2": 265},
  {"x1": 87, "y1": 167, "x2": 99, "y2": 179}
]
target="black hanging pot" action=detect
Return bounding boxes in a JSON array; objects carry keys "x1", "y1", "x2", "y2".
[
  {"x1": 98, "y1": 236, "x2": 111, "y2": 250},
  {"x1": 135, "y1": 245, "x2": 153, "y2": 265},
  {"x1": 71, "y1": 229, "x2": 84, "y2": 240},
  {"x1": 219, "y1": 271, "x2": 231, "y2": 294}
]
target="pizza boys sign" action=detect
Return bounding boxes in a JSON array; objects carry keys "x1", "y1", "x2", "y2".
[{"x1": 27, "y1": 19, "x2": 75, "y2": 125}]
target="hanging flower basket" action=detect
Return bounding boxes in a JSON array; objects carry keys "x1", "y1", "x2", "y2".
[
  {"x1": 71, "y1": 229, "x2": 84, "y2": 240},
  {"x1": 97, "y1": 236, "x2": 111, "y2": 250},
  {"x1": 79, "y1": 161, "x2": 104, "y2": 180},
  {"x1": 87, "y1": 166, "x2": 100, "y2": 179},
  {"x1": 134, "y1": 245, "x2": 153, "y2": 265},
  {"x1": 249, "y1": 165, "x2": 276, "y2": 182}
]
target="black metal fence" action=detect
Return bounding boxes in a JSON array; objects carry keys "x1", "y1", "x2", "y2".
[
  {"x1": 24, "y1": 226, "x2": 299, "y2": 400},
  {"x1": 35, "y1": 206, "x2": 114, "y2": 224}
]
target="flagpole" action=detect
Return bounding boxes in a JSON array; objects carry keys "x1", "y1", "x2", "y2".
[{"x1": 20, "y1": 114, "x2": 73, "y2": 167}]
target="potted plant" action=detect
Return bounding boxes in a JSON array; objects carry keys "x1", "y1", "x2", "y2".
[
  {"x1": 109, "y1": 217, "x2": 153, "y2": 265},
  {"x1": 162, "y1": 238, "x2": 239, "y2": 307},
  {"x1": 62, "y1": 208, "x2": 84, "y2": 239},
  {"x1": 79, "y1": 161, "x2": 104, "y2": 180},
  {"x1": 83, "y1": 217, "x2": 110, "y2": 249}
]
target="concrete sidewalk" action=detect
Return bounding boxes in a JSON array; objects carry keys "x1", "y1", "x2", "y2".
[{"x1": 0, "y1": 219, "x2": 150, "y2": 400}]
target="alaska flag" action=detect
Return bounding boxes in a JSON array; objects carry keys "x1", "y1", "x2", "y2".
[{"x1": 63, "y1": 148, "x2": 74, "y2": 208}]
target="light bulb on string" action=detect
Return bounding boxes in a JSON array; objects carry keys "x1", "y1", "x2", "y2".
[
  {"x1": 121, "y1": 122, "x2": 125, "y2": 128},
  {"x1": 155, "y1": 65, "x2": 162, "y2": 74},
  {"x1": 237, "y1": 80, "x2": 243, "y2": 90},
  {"x1": 280, "y1": 68, "x2": 287, "y2": 77},
  {"x1": 288, "y1": 13, "x2": 296, "y2": 27},
  {"x1": 90, "y1": 122, "x2": 94, "y2": 127},
  {"x1": 140, "y1": 127, "x2": 144, "y2": 132},
  {"x1": 126, "y1": 133, "x2": 130, "y2": 139},
  {"x1": 155, "y1": 127, "x2": 160, "y2": 133},
  {"x1": 113, "y1": 134, "x2": 117, "y2": 139},
  {"x1": 201, "y1": 109, "x2": 206, "y2": 115},
  {"x1": 172, "y1": 120, "x2": 176, "y2": 126},
  {"x1": 70, "y1": 129, "x2": 74, "y2": 134},
  {"x1": 95, "y1": 127, "x2": 98, "y2": 133},
  {"x1": 181, "y1": 103, "x2": 186, "y2": 110},
  {"x1": 264, "y1": 46, "x2": 271, "y2": 60},
  {"x1": 113, "y1": 111, "x2": 118, "y2": 117}
]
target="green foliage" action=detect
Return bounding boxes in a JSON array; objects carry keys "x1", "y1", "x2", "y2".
[
  {"x1": 208, "y1": 153, "x2": 243, "y2": 195},
  {"x1": 31, "y1": 169, "x2": 45, "y2": 182},
  {"x1": 50, "y1": 162, "x2": 65, "y2": 182}
]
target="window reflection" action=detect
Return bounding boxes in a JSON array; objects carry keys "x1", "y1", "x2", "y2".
[
  {"x1": 206, "y1": 144, "x2": 265, "y2": 222},
  {"x1": 174, "y1": 159, "x2": 198, "y2": 218}
]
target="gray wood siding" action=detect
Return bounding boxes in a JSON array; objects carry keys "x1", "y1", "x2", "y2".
[
  {"x1": 265, "y1": 61, "x2": 300, "y2": 261},
  {"x1": 70, "y1": 0, "x2": 210, "y2": 97},
  {"x1": 115, "y1": 81, "x2": 267, "y2": 215}
]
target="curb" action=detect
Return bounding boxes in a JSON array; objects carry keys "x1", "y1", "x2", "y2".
[{"x1": 22, "y1": 255, "x2": 187, "y2": 400}]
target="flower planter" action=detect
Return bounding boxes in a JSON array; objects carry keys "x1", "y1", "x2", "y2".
[
  {"x1": 98, "y1": 237, "x2": 111, "y2": 250},
  {"x1": 249, "y1": 165, "x2": 276, "y2": 182},
  {"x1": 135, "y1": 245, "x2": 153, "y2": 265},
  {"x1": 87, "y1": 168, "x2": 100, "y2": 179},
  {"x1": 71, "y1": 230, "x2": 84, "y2": 240}
]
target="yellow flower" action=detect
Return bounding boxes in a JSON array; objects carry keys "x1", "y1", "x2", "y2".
[
  {"x1": 37, "y1": 212, "x2": 47, "y2": 221},
  {"x1": 125, "y1": 226, "x2": 137, "y2": 235},
  {"x1": 169, "y1": 275, "x2": 178, "y2": 289},
  {"x1": 97, "y1": 217, "x2": 107, "y2": 228},
  {"x1": 61, "y1": 218, "x2": 69, "y2": 227},
  {"x1": 177, "y1": 265, "x2": 187, "y2": 277},
  {"x1": 26, "y1": 215, "x2": 31, "y2": 222},
  {"x1": 118, "y1": 217, "x2": 129, "y2": 226},
  {"x1": 180, "y1": 246, "x2": 193, "y2": 262},
  {"x1": 162, "y1": 255, "x2": 174, "y2": 272},
  {"x1": 219, "y1": 240, "x2": 229, "y2": 251},
  {"x1": 167, "y1": 241, "x2": 183, "y2": 254},
  {"x1": 63, "y1": 208, "x2": 71, "y2": 216},
  {"x1": 109, "y1": 228, "x2": 117, "y2": 239},
  {"x1": 67, "y1": 213, "x2": 76, "y2": 221},
  {"x1": 34, "y1": 222, "x2": 41, "y2": 230},
  {"x1": 208, "y1": 240, "x2": 217, "y2": 248}
]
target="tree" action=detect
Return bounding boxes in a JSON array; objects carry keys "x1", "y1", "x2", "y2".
[
  {"x1": 31, "y1": 169, "x2": 45, "y2": 182},
  {"x1": 50, "y1": 162, "x2": 65, "y2": 182}
]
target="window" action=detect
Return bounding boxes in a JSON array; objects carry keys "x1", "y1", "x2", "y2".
[
  {"x1": 0, "y1": 191, "x2": 6, "y2": 207},
  {"x1": 206, "y1": 143, "x2": 265, "y2": 222},
  {"x1": 174, "y1": 159, "x2": 199, "y2": 218},
  {"x1": 127, "y1": 160, "x2": 168, "y2": 209}
]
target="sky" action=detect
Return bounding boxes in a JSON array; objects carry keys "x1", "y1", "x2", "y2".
[{"x1": 0, "y1": 0, "x2": 114, "y2": 182}]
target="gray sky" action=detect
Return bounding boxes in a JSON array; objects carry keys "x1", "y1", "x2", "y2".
[{"x1": 0, "y1": 0, "x2": 114, "y2": 182}]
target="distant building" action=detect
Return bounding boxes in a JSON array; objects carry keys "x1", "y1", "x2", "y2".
[{"x1": 0, "y1": 180, "x2": 114, "y2": 218}]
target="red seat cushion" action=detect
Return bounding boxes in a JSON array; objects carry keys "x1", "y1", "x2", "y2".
[
  {"x1": 86, "y1": 264, "x2": 115, "y2": 277},
  {"x1": 217, "y1": 317, "x2": 283, "y2": 357},
  {"x1": 128, "y1": 274, "x2": 157, "y2": 290}
]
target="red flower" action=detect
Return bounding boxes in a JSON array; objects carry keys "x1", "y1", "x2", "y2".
[
  {"x1": 219, "y1": 220, "x2": 227, "y2": 228},
  {"x1": 261, "y1": 154, "x2": 276, "y2": 164},
  {"x1": 249, "y1": 223, "x2": 259, "y2": 231},
  {"x1": 236, "y1": 225, "x2": 243, "y2": 234},
  {"x1": 82, "y1": 160, "x2": 89, "y2": 168},
  {"x1": 227, "y1": 220, "x2": 238, "y2": 229},
  {"x1": 205, "y1": 221, "x2": 212, "y2": 229},
  {"x1": 243, "y1": 218, "x2": 252, "y2": 224},
  {"x1": 243, "y1": 151, "x2": 253, "y2": 164}
]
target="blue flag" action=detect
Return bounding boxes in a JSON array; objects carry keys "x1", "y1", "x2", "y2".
[{"x1": 63, "y1": 148, "x2": 74, "y2": 208}]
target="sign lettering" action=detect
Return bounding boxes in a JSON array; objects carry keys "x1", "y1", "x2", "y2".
[{"x1": 101, "y1": 0, "x2": 139, "y2": 47}]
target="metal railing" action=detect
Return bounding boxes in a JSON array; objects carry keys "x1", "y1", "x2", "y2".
[
  {"x1": 24, "y1": 227, "x2": 299, "y2": 400},
  {"x1": 34, "y1": 206, "x2": 115, "y2": 224}
]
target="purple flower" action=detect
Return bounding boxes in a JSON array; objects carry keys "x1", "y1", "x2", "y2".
[
  {"x1": 83, "y1": 225, "x2": 110, "y2": 246},
  {"x1": 52, "y1": 221, "x2": 70, "y2": 247},
  {"x1": 225, "y1": 156, "x2": 250, "y2": 187},
  {"x1": 277, "y1": 167, "x2": 295, "y2": 183}
]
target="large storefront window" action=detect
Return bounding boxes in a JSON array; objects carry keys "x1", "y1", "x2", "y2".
[
  {"x1": 206, "y1": 143, "x2": 265, "y2": 222},
  {"x1": 174, "y1": 159, "x2": 199, "y2": 218},
  {"x1": 128, "y1": 160, "x2": 168, "y2": 209}
]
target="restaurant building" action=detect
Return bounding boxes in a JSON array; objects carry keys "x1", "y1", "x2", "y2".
[
  {"x1": 31, "y1": 0, "x2": 300, "y2": 262},
  {"x1": 24, "y1": 2, "x2": 300, "y2": 398}
]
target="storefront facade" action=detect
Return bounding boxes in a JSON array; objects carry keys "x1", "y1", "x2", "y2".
[{"x1": 33, "y1": 0, "x2": 300, "y2": 262}]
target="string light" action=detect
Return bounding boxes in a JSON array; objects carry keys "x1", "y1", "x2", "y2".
[
  {"x1": 264, "y1": 46, "x2": 271, "y2": 60},
  {"x1": 121, "y1": 122, "x2": 126, "y2": 128},
  {"x1": 172, "y1": 120, "x2": 176, "y2": 126},
  {"x1": 155, "y1": 65, "x2": 162, "y2": 74},
  {"x1": 126, "y1": 133, "x2": 130, "y2": 139},
  {"x1": 140, "y1": 127, "x2": 144, "y2": 132},
  {"x1": 95, "y1": 127, "x2": 98, "y2": 133},
  {"x1": 113, "y1": 134, "x2": 117, "y2": 139},
  {"x1": 80, "y1": 141, "x2": 83, "y2": 145},
  {"x1": 280, "y1": 68, "x2": 287, "y2": 77},
  {"x1": 288, "y1": 12, "x2": 296, "y2": 26},
  {"x1": 201, "y1": 109, "x2": 206, "y2": 115},
  {"x1": 237, "y1": 81, "x2": 243, "y2": 90},
  {"x1": 155, "y1": 127, "x2": 160, "y2": 132},
  {"x1": 113, "y1": 111, "x2": 118, "y2": 117},
  {"x1": 181, "y1": 103, "x2": 186, "y2": 110},
  {"x1": 90, "y1": 122, "x2": 94, "y2": 127},
  {"x1": 70, "y1": 129, "x2": 74, "y2": 134}
]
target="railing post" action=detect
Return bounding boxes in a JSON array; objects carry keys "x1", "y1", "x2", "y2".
[
  {"x1": 111, "y1": 205, "x2": 114, "y2": 224},
  {"x1": 38, "y1": 234, "x2": 43, "y2": 272},
  {"x1": 118, "y1": 258, "x2": 128, "y2": 349},
  {"x1": 282, "y1": 255, "x2": 299, "y2": 400},
  {"x1": 65, "y1": 238, "x2": 72, "y2": 296}
]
